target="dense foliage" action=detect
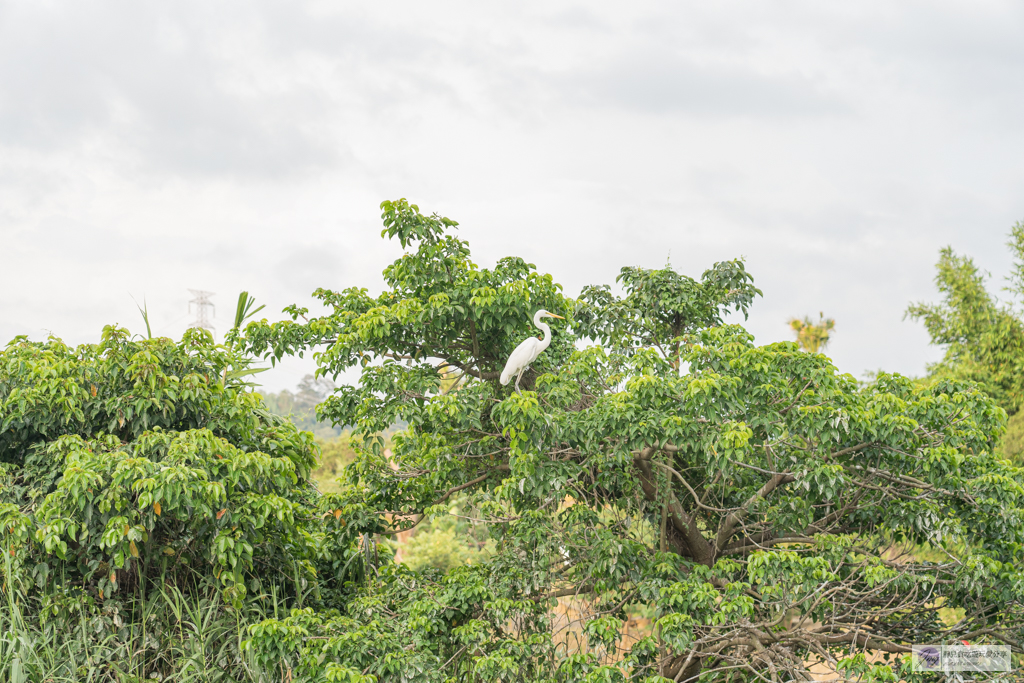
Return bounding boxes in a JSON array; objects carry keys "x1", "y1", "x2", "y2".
[
  {"x1": 236, "y1": 200, "x2": 1024, "y2": 682},
  {"x1": 908, "y1": 221, "x2": 1024, "y2": 461},
  {"x1": 3, "y1": 203, "x2": 1022, "y2": 682},
  {"x1": 0, "y1": 326, "x2": 366, "y2": 681}
]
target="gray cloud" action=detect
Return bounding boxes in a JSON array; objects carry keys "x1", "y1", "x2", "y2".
[
  {"x1": 274, "y1": 243, "x2": 347, "y2": 297},
  {"x1": 1, "y1": 0, "x2": 1023, "y2": 392},
  {"x1": 0, "y1": 2, "x2": 347, "y2": 177},
  {"x1": 564, "y1": 50, "x2": 847, "y2": 117}
]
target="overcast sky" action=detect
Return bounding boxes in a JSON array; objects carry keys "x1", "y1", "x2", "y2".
[{"x1": 2, "y1": 1, "x2": 1023, "y2": 392}]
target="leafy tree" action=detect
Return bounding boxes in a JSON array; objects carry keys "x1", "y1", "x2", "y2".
[
  {"x1": 0, "y1": 325, "x2": 368, "y2": 680},
  {"x1": 907, "y1": 222, "x2": 1024, "y2": 460},
  {"x1": 241, "y1": 200, "x2": 1024, "y2": 682},
  {"x1": 788, "y1": 312, "x2": 835, "y2": 353}
]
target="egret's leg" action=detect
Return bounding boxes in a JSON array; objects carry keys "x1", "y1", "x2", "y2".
[{"x1": 514, "y1": 369, "x2": 524, "y2": 394}]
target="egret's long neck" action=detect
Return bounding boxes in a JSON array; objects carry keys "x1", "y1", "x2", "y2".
[{"x1": 534, "y1": 313, "x2": 552, "y2": 350}]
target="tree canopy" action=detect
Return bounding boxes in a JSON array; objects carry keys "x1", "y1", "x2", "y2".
[
  {"x1": 237, "y1": 200, "x2": 1024, "y2": 682},
  {"x1": 0, "y1": 325, "x2": 368, "y2": 679},
  {"x1": 788, "y1": 313, "x2": 835, "y2": 354},
  {"x1": 908, "y1": 222, "x2": 1024, "y2": 460}
]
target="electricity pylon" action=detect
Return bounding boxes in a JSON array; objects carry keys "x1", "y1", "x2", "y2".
[{"x1": 188, "y1": 289, "x2": 216, "y2": 335}]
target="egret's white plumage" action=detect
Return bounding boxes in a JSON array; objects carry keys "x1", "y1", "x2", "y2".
[{"x1": 500, "y1": 309, "x2": 564, "y2": 392}]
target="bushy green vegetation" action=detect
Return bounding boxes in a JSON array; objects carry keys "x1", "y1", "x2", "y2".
[
  {"x1": 2, "y1": 202, "x2": 1022, "y2": 682},
  {"x1": 235, "y1": 200, "x2": 1023, "y2": 681},
  {"x1": 908, "y1": 221, "x2": 1024, "y2": 461},
  {"x1": 0, "y1": 327, "x2": 370, "y2": 681}
]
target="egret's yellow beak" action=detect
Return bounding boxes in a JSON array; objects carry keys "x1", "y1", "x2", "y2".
[{"x1": 547, "y1": 313, "x2": 564, "y2": 319}]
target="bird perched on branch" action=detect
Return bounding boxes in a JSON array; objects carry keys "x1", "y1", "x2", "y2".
[{"x1": 500, "y1": 309, "x2": 564, "y2": 393}]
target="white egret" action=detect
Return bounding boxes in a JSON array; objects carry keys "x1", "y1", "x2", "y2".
[{"x1": 500, "y1": 309, "x2": 564, "y2": 392}]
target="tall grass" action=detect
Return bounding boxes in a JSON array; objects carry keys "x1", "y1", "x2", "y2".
[{"x1": 1, "y1": 547, "x2": 284, "y2": 683}]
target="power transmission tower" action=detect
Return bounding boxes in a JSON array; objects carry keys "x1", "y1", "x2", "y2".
[{"x1": 188, "y1": 289, "x2": 216, "y2": 335}]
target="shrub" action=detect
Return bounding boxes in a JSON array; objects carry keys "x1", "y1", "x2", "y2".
[{"x1": 0, "y1": 326, "x2": 364, "y2": 680}]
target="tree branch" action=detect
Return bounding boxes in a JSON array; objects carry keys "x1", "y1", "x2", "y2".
[
  {"x1": 379, "y1": 465, "x2": 509, "y2": 535},
  {"x1": 634, "y1": 448, "x2": 715, "y2": 564},
  {"x1": 537, "y1": 584, "x2": 594, "y2": 600},
  {"x1": 446, "y1": 359, "x2": 500, "y2": 380},
  {"x1": 433, "y1": 465, "x2": 509, "y2": 506},
  {"x1": 714, "y1": 473, "x2": 795, "y2": 553}
]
